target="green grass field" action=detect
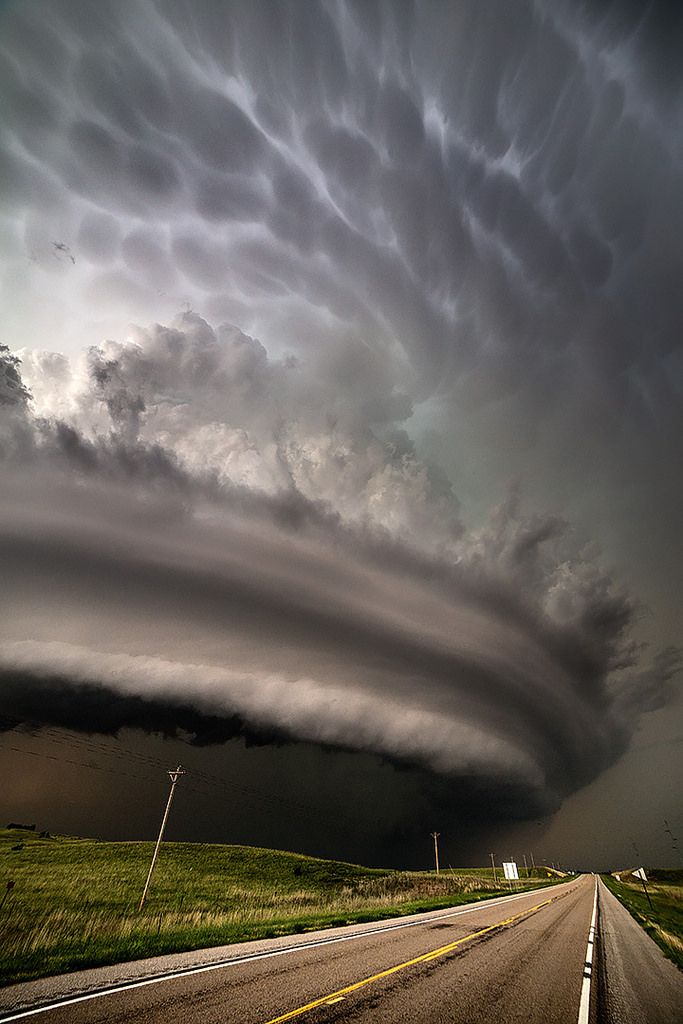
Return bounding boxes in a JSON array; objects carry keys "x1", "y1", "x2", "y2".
[
  {"x1": 601, "y1": 869, "x2": 683, "y2": 971},
  {"x1": 0, "y1": 828, "x2": 555, "y2": 986}
]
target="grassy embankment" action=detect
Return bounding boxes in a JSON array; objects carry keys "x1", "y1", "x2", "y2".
[
  {"x1": 601, "y1": 869, "x2": 683, "y2": 971},
  {"x1": 0, "y1": 828, "x2": 557, "y2": 985}
]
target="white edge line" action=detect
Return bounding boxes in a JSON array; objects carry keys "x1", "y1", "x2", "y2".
[
  {"x1": 577, "y1": 875, "x2": 598, "y2": 1024},
  {"x1": 0, "y1": 882, "x2": 568, "y2": 1021}
]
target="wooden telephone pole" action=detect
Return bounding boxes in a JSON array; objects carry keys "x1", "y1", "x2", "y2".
[
  {"x1": 430, "y1": 832, "x2": 441, "y2": 874},
  {"x1": 138, "y1": 766, "x2": 186, "y2": 911}
]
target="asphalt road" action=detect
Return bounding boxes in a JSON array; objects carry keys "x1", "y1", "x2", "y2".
[
  {"x1": 597, "y1": 876, "x2": 682, "y2": 1024},
  {"x1": 1, "y1": 874, "x2": 680, "y2": 1023}
]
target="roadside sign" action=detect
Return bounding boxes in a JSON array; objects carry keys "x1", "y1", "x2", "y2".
[{"x1": 503, "y1": 861, "x2": 519, "y2": 880}]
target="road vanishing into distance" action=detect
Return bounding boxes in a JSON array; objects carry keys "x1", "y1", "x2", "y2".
[{"x1": 2, "y1": 875, "x2": 681, "y2": 1023}]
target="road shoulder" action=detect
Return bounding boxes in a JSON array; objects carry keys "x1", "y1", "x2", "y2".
[{"x1": 597, "y1": 877, "x2": 683, "y2": 1024}]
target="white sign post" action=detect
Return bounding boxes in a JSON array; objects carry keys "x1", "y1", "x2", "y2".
[{"x1": 633, "y1": 867, "x2": 653, "y2": 909}]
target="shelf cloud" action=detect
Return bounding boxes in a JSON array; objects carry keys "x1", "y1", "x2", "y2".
[{"x1": 1, "y1": 319, "x2": 678, "y2": 827}]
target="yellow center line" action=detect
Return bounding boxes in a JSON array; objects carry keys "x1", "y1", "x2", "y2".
[{"x1": 261, "y1": 893, "x2": 559, "y2": 1023}]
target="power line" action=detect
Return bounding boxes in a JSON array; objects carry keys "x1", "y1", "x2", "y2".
[
  {"x1": 1, "y1": 714, "x2": 323, "y2": 815},
  {"x1": 2, "y1": 741, "x2": 329, "y2": 827},
  {"x1": 663, "y1": 819, "x2": 683, "y2": 868},
  {"x1": 0, "y1": 722, "x2": 355, "y2": 833},
  {"x1": 3, "y1": 744, "x2": 156, "y2": 785}
]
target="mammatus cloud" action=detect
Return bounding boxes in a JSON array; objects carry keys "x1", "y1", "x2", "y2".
[
  {"x1": 2, "y1": 1, "x2": 682, "y2": 402},
  {"x1": 1, "y1": 327, "x2": 678, "y2": 825}
]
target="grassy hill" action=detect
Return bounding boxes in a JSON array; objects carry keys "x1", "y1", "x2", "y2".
[
  {"x1": 601, "y1": 869, "x2": 683, "y2": 971},
  {"x1": 0, "y1": 827, "x2": 554, "y2": 985}
]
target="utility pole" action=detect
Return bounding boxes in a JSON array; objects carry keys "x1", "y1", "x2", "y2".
[
  {"x1": 523, "y1": 853, "x2": 529, "y2": 878},
  {"x1": 490, "y1": 852, "x2": 497, "y2": 883},
  {"x1": 530, "y1": 851, "x2": 536, "y2": 874},
  {"x1": 138, "y1": 765, "x2": 186, "y2": 911},
  {"x1": 430, "y1": 832, "x2": 441, "y2": 875}
]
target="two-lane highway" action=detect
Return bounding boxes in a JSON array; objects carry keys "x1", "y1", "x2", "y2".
[
  {"x1": 2, "y1": 876, "x2": 603, "y2": 1023},
  {"x1": 3, "y1": 874, "x2": 682, "y2": 1022},
  {"x1": 257, "y1": 878, "x2": 594, "y2": 1023}
]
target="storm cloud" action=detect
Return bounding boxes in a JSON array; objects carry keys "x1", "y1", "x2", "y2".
[
  {"x1": 1, "y1": 1, "x2": 681, "y2": 861},
  {"x1": 1, "y1": 319, "x2": 676, "y2": 831}
]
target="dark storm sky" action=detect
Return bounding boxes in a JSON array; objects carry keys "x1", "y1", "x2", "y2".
[{"x1": 0, "y1": 0, "x2": 681, "y2": 868}]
